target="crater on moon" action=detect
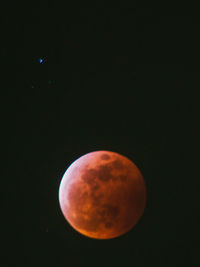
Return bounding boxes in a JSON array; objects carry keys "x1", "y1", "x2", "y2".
[{"x1": 100, "y1": 153, "x2": 111, "y2": 160}]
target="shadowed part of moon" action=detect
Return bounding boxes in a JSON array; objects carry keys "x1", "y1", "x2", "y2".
[
  {"x1": 82, "y1": 159, "x2": 126, "y2": 183},
  {"x1": 67, "y1": 182, "x2": 119, "y2": 232}
]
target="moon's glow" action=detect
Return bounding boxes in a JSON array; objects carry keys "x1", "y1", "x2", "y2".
[{"x1": 59, "y1": 151, "x2": 146, "y2": 239}]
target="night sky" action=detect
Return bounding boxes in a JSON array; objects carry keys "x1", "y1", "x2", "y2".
[{"x1": 3, "y1": 7, "x2": 199, "y2": 266}]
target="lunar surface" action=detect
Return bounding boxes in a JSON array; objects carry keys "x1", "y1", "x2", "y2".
[{"x1": 58, "y1": 151, "x2": 146, "y2": 239}]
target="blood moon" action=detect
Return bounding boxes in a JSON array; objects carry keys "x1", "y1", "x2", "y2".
[{"x1": 58, "y1": 151, "x2": 146, "y2": 239}]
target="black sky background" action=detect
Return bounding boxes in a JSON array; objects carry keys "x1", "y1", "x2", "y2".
[{"x1": 2, "y1": 6, "x2": 199, "y2": 266}]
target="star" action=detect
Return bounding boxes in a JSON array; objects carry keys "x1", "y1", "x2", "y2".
[{"x1": 39, "y1": 57, "x2": 46, "y2": 64}]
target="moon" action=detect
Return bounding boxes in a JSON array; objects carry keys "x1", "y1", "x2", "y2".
[{"x1": 58, "y1": 151, "x2": 146, "y2": 239}]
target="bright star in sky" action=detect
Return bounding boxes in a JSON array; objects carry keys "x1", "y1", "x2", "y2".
[{"x1": 39, "y1": 57, "x2": 46, "y2": 64}]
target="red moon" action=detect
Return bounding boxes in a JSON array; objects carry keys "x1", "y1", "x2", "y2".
[{"x1": 59, "y1": 151, "x2": 146, "y2": 239}]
